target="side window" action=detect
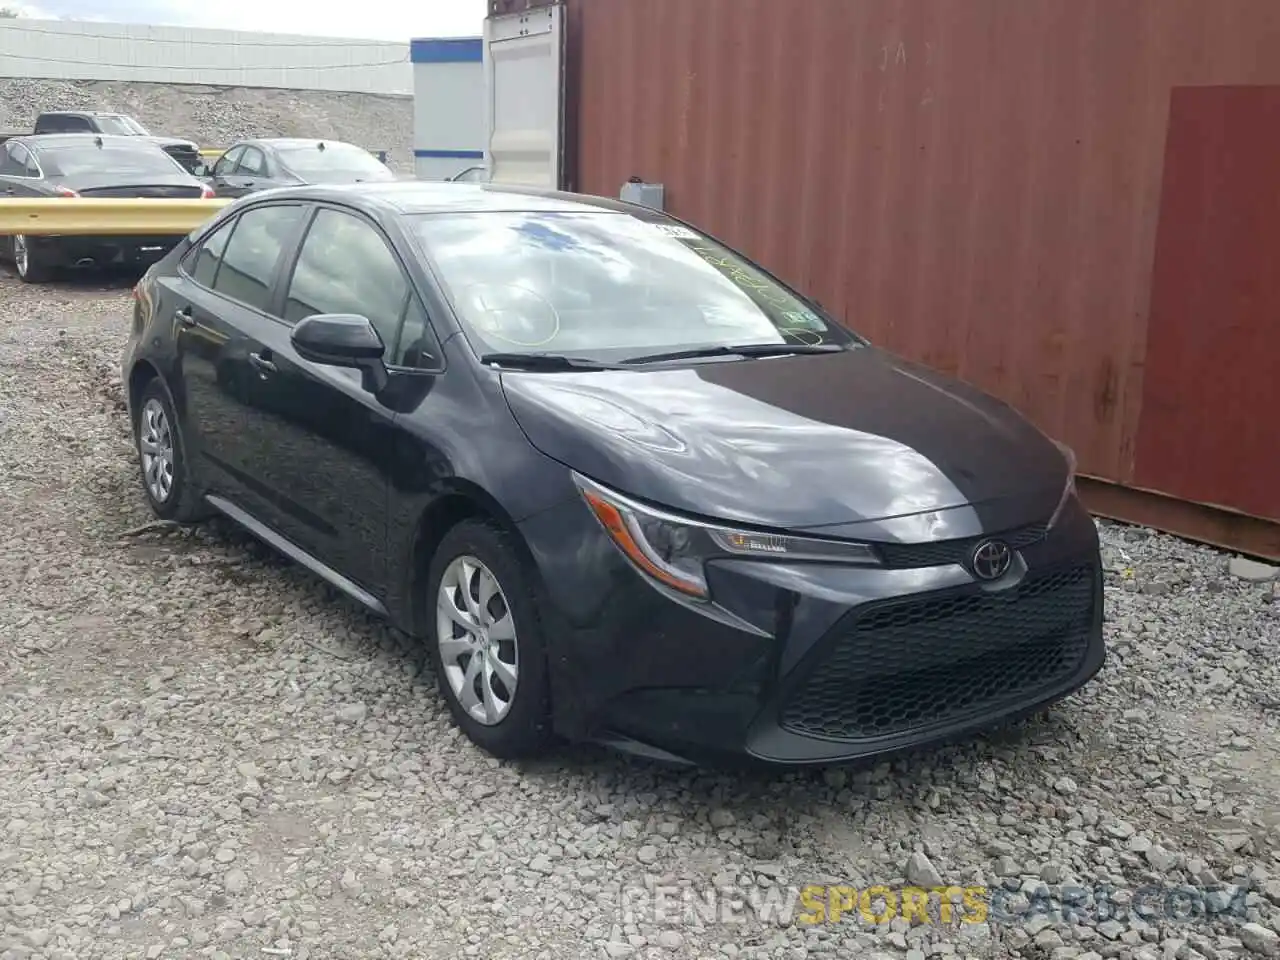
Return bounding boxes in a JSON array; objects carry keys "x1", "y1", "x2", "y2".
[
  {"x1": 6, "y1": 143, "x2": 36, "y2": 178},
  {"x1": 283, "y1": 207, "x2": 436, "y2": 367},
  {"x1": 212, "y1": 147, "x2": 243, "y2": 178},
  {"x1": 236, "y1": 148, "x2": 266, "y2": 177},
  {"x1": 40, "y1": 116, "x2": 90, "y2": 133},
  {"x1": 397, "y1": 296, "x2": 437, "y2": 369},
  {"x1": 0, "y1": 143, "x2": 21, "y2": 177},
  {"x1": 212, "y1": 204, "x2": 306, "y2": 311},
  {"x1": 19, "y1": 145, "x2": 39, "y2": 178},
  {"x1": 189, "y1": 217, "x2": 236, "y2": 288}
]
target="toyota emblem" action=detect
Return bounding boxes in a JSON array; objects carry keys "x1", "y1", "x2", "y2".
[{"x1": 971, "y1": 539, "x2": 1013, "y2": 581}]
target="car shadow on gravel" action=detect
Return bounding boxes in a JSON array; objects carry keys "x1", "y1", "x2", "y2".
[
  {"x1": 103, "y1": 491, "x2": 1099, "y2": 806},
  {"x1": 93, "y1": 478, "x2": 1271, "y2": 917},
  {"x1": 527, "y1": 706, "x2": 1081, "y2": 796},
  {"x1": 0, "y1": 263, "x2": 142, "y2": 292}
]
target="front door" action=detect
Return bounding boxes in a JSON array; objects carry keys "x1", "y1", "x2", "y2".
[
  {"x1": 222, "y1": 146, "x2": 272, "y2": 197},
  {"x1": 209, "y1": 146, "x2": 247, "y2": 198},
  {"x1": 220, "y1": 204, "x2": 430, "y2": 596}
]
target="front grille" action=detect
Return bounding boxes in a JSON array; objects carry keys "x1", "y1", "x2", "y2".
[
  {"x1": 78, "y1": 185, "x2": 205, "y2": 198},
  {"x1": 876, "y1": 523, "x2": 1049, "y2": 570},
  {"x1": 779, "y1": 562, "x2": 1096, "y2": 742},
  {"x1": 162, "y1": 147, "x2": 202, "y2": 173}
]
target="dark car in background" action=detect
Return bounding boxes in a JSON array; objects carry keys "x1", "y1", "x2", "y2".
[
  {"x1": 31, "y1": 111, "x2": 203, "y2": 173},
  {"x1": 0, "y1": 134, "x2": 216, "y2": 283},
  {"x1": 198, "y1": 139, "x2": 396, "y2": 198},
  {"x1": 120, "y1": 181, "x2": 1103, "y2": 770}
]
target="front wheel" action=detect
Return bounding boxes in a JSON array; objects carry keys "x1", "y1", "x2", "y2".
[{"x1": 427, "y1": 520, "x2": 554, "y2": 760}]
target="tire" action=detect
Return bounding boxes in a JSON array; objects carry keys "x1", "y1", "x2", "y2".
[
  {"x1": 134, "y1": 377, "x2": 211, "y2": 523},
  {"x1": 11, "y1": 234, "x2": 54, "y2": 284},
  {"x1": 426, "y1": 519, "x2": 554, "y2": 760}
]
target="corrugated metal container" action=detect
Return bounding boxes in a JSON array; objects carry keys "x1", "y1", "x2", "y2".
[{"x1": 551, "y1": 0, "x2": 1280, "y2": 554}]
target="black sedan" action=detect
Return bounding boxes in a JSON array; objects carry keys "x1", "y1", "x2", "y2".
[
  {"x1": 0, "y1": 134, "x2": 216, "y2": 283},
  {"x1": 198, "y1": 138, "x2": 396, "y2": 198},
  {"x1": 121, "y1": 181, "x2": 1105, "y2": 769}
]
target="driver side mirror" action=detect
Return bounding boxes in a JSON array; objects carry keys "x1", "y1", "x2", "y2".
[
  {"x1": 291, "y1": 313, "x2": 389, "y2": 393},
  {"x1": 192, "y1": 162, "x2": 211, "y2": 178}
]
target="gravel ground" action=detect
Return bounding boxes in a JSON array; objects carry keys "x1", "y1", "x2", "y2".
[
  {"x1": 0, "y1": 78, "x2": 414, "y2": 173},
  {"x1": 1, "y1": 270, "x2": 1279, "y2": 960}
]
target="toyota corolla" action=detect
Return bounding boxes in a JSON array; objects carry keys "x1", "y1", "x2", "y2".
[{"x1": 121, "y1": 181, "x2": 1105, "y2": 768}]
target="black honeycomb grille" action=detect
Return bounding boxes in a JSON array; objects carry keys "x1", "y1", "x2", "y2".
[
  {"x1": 780, "y1": 563, "x2": 1096, "y2": 742},
  {"x1": 876, "y1": 523, "x2": 1049, "y2": 570}
]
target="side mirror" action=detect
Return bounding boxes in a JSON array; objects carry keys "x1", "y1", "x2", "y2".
[
  {"x1": 291, "y1": 313, "x2": 389, "y2": 393},
  {"x1": 192, "y1": 162, "x2": 210, "y2": 178}
]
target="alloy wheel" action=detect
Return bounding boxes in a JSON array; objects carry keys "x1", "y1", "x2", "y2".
[
  {"x1": 13, "y1": 234, "x2": 28, "y2": 277},
  {"x1": 138, "y1": 397, "x2": 176, "y2": 504},
  {"x1": 436, "y1": 555, "x2": 519, "y2": 726}
]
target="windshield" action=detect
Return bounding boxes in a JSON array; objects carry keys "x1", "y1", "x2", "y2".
[
  {"x1": 276, "y1": 142, "x2": 392, "y2": 181},
  {"x1": 42, "y1": 145, "x2": 185, "y2": 177},
  {"x1": 95, "y1": 115, "x2": 149, "y2": 136},
  {"x1": 410, "y1": 211, "x2": 855, "y2": 361}
]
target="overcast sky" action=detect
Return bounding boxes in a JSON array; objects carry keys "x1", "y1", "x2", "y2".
[{"x1": 10, "y1": 0, "x2": 487, "y2": 41}]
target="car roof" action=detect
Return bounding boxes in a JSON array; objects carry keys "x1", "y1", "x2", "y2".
[
  {"x1": 236, "y1": 138, "x2": 359, "y2": 150},
  {"x1": 250, "y1": 180, "x2": 649, "y2": 217},
  {"x1": 20, "y1": 133, "x2": 157, "y2": 150},
  {"x1": 39, "y1": 111, "x2": 123, "y2": 117}
]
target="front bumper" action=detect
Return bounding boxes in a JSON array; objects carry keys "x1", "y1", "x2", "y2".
[
  {"x1": 31, "y1": 235, "x2": 185, "y2": 268},
  {"x1": 519, "y1": 493, "x2": 1105, "y2": 769}
]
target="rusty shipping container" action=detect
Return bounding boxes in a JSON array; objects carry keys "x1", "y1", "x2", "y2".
[{"x1": 492, "y1": 0, "x2": 1280, "y2": 558}]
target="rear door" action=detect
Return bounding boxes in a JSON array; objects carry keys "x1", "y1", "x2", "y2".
[
  {"x1": 483, "y1": 2, "x2": 566, "y2": 188},
  {"x1": 167, "y1": 216, "x2": 247, "y2": 494},
  {"x1": 166, "y1": 202, "x2": 311, "y2": 509}
]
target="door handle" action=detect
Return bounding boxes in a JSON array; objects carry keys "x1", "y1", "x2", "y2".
[
  {"x1": 248, "y1": 351, "x2": 276, "y2": 374},
  {"x1": 175, "y1": 306, "x2": 195, "y2": 327}
]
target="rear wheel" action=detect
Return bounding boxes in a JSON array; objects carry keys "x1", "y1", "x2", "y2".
[
  {"x1": 427, "y1": 520, "x2": 554, "y2": 759},
  {"x1": 134, "y1": 378, "x2": 211, "y2": 523},
  {"x1": 11, "y1": 234, "x2": 53, "y2": 284}
]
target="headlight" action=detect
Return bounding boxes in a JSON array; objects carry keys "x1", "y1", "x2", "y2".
[
  {"x1": 573, "y1": 473, "x2": 880, "y2": 601},
  {"x1": 1047, "y1": 439, "x2": 1078, "y2": 530}
]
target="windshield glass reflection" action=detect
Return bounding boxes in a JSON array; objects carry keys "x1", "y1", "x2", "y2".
[{"x1": 411, "y1": 211, "x2": 857, "y2": 362}]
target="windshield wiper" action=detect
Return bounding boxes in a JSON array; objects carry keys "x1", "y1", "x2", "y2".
[
  {"x1": 621, "y1": 342, "x2": 848, "y2": 366},
  {"x1": 479, "y1": 352, "x2": 616, "y2": 371}
]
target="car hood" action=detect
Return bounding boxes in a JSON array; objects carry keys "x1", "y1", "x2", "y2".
[
  {"x1": 139, "y1": 135, "x2": 199, "y2": 150},
  {"x1": 295, "y1": 170, "x2": 398, "y2": 184},
  {"x1": 498, "y1": 346, "x2": 1072, "y2": 535}
]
